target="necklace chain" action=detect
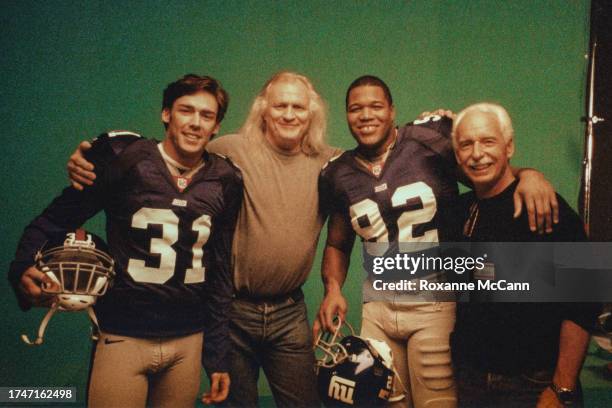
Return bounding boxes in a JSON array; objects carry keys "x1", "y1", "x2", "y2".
[{"x1": 463, "y1": 201, "x2": 479, "y2": 238}]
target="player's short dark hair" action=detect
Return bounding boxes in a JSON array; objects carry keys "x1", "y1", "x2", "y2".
[
  {"x1": 345, "y1": 75, "x2": 393, "y2": 110},
  {"x1": 162, "y1": 74, "x2": 229, "y2": 124}
]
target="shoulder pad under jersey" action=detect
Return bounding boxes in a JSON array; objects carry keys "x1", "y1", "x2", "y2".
[
  {"x1": 407, "y1": 115, "x2": 453, "y2": 138},
  {"x1": 106, "y1": 130, "x2": 141, "y2": 138},
  {"x1": 400, "y1": 116, "x2": 454, "y2": 162},
  {"x1": 321, "y1": 152, "x2": 345, "y2": 171},
  {"x1": 208, "y1": 153, "x2": 242, "y2": 172},
  {"x1": 209, "y1": 152, "x2": 243, "y2": 184},
  {"x1": 211, "y1": 152, "x2": 242, "y2": 172},
  {"x1": 87, "y1": 130, "x2": 143, "y2": 163}
]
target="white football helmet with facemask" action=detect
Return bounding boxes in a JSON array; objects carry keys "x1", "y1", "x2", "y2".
[{"x1": 21, "y1": 229, "x2": 114, "y2": 345}]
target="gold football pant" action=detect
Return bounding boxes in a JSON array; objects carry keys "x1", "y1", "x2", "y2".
[
  {"x1": 88, "y1": 330, "x2": 203, "y2": 408},
  {"x1": 361, "y1": 301, "x2": 456, "y2": 408}
]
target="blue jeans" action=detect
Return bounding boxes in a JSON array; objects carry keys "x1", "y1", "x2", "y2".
[{"x1": 224, "y1": 292, "x2": 319, "y2": 408}]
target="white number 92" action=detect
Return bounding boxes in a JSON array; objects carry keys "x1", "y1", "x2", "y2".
[{"x1": 349, "y1": 182, "x2": 438, "y2": 255}]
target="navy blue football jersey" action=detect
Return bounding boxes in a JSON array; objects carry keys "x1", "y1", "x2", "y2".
[
  {"x1": 10, "y1": 132, "x2": 242, "y2": 373},
  {"x1": 320, "y1": 116, "x2": 461, "y2": 248}
]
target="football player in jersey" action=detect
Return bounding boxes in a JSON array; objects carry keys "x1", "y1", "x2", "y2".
[
  {"x1": 314, "y1": 76, "x2": 558, "y2": 408},
  {"x1": 9, "y1": 74, "x2": 242, "y2": 407}
]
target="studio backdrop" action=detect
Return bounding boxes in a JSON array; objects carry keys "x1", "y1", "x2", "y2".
[{"x1": 0, "y1": 0, "x2": 595, "y2": 404}]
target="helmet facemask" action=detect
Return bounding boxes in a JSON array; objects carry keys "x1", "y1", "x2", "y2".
[{"x1": 21, "y1": 231, "x2": 115, "y2": 345}]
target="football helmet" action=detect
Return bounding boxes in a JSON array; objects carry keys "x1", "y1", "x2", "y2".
[
  {"x1": 21, "y1": 229, "x2": 115, "y2": 345},
  {"x1": 315, "y1": 319, "x2": 402, "y2": 407}
]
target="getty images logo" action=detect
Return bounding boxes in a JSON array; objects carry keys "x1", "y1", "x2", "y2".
[{"x1": 328, "y1": 375, "x2": 355, "y2": 404}]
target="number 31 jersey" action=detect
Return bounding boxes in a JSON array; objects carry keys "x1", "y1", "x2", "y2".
[
  {"x1": 90, "y1": 134, "x2": 242, "y2": 339},
  {"x1": 10, "y1": 132, "x2": 242, "y2": 371},
  {"x1": 319, "y1": 116, "x2": 461, "y2": 250}
]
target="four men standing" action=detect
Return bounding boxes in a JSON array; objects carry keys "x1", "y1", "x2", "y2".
[{"x1": 12, "y1": 71, "x2": 593, "y2": 408}]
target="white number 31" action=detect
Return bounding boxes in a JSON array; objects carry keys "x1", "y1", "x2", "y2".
[{"x1": 127, "y1": 208, "x2": 211, "y2": 284}]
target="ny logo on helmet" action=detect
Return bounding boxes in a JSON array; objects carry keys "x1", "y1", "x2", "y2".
[{"x1": 329, "y1": 376, "x2": 355, "y2": 404}]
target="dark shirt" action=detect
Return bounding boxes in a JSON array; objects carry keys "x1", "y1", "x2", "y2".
[{"x1": 452, "y1": 180, "x2": 598, "y2": 374}]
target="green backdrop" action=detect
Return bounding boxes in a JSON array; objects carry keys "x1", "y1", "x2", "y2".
[{"x1": 3, "y1": 0, "x2": 608, "y2": 406}]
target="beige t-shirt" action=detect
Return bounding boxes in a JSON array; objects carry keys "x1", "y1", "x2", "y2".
[{"x1": 207, "y1": 133, "x2": 340, "y2": 297}]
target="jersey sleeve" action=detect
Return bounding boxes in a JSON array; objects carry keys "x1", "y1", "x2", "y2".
[
  {"x1": 202, "y1": 160, "x2": 243, "y2": 375},
  {"x1": 85, "y1": 131, "x2": 143, "y2": 180},
  {"x1": 404, "y1": 115, "x2": 455, "y2": 164},
  {"x1": 8, "y1": 186, "x2": 106, "y2": 310},
  {"x1": 8, "y1": 131, "x2": 141, "y2": 310},
  {"x1": 318, "y1": 158, "x2": 346, "y2": 219}
]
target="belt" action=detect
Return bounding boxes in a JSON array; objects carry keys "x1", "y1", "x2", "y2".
[{"x1": 234, "y1": 287, "x2": 304, "y2": 304}]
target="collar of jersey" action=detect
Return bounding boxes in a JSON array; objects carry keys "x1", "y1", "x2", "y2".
[{"x1": 157, "y1": 143, "x2": 205, "y2": 179}]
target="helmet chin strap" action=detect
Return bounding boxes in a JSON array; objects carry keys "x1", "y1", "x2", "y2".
[
  {"x1": 21, "y1": 303, "x2": 101, "y2": 346},
  {"x1": 21, "y1": 230, "x2": 114, "y2": 346},
  {"x1": 21, "y1": 302, "x2": 60, "y2": 346},
  {"x1": 387, "y1": 373, "x2": 408, "y2": 402},
  {"x1": 87, "y1": 307, "x2": 100, "y2": 341}
]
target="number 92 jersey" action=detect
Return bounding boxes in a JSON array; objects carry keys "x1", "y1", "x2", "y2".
[{"x1": 319, "y1": 116, "x2": 461, "y2": 248}]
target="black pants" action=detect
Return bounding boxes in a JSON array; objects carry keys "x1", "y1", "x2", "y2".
[{"x1": 455, "y1": 365, "x2": 583, "y2": 408}]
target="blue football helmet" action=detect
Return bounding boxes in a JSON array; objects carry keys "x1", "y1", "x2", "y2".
[{"x1": 315, "y1": 320, "x2": 398, "y2": 407}]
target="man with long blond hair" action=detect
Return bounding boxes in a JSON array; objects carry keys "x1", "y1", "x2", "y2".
[
  {"x1": 205, "y1": 72, "x2": 338, "y2": 406},
  {"x1": 239, "y1": 71, "x2": 329, "y2": 156}
]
